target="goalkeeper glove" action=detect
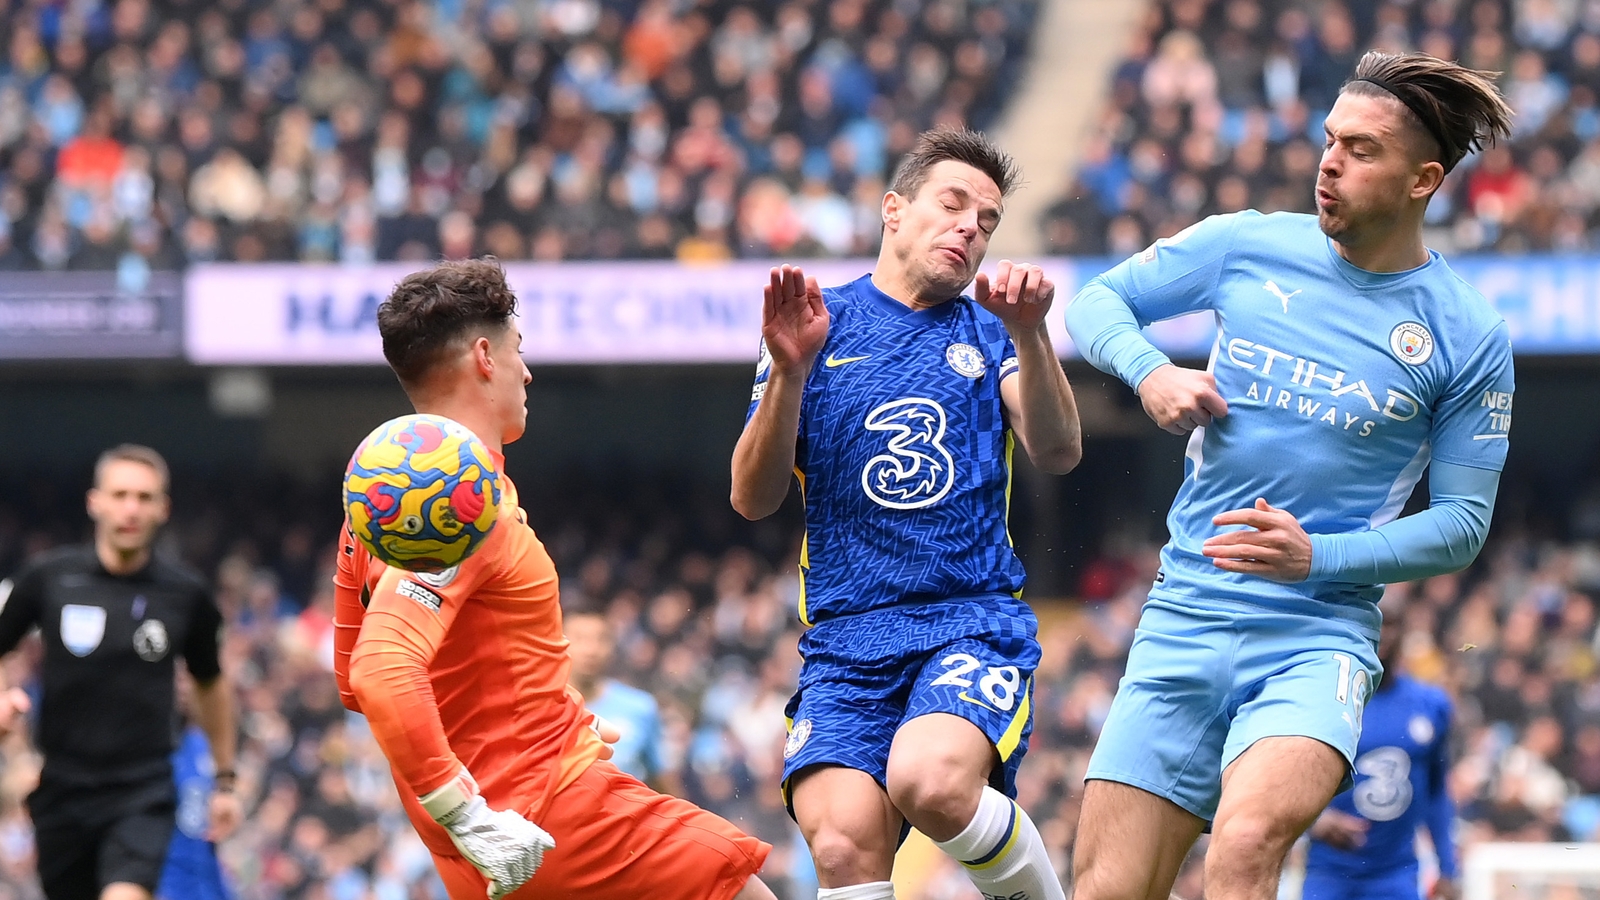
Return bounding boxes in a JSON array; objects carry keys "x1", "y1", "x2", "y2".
[{"x1": 419, "y1": 769, "x2": 554, "y2": 900}]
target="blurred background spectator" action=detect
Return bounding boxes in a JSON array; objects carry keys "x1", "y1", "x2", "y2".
[
  {"x1": 1042, "y1": 0, "x2": 1600, "y2": 256},
  {"x1": 0, "y1": 0, "x2": 1041, "y2": 268}
]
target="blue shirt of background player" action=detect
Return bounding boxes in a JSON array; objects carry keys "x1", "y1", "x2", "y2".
[
  {"x1": 585, "y1": 679, "x2": 666, "y2": 783},
  {"x1": 746, "y1": 274, "x2": 1022, "y2": 626},
  {"x1": 1068, "y1": 211, "x2": 1514, "y2": 637},
  {"x1": 1306, "y1": 674, "x2": 1457, "y2": 894},
  {"x1": 158, "y1": 725, "x2": 232, "y2": 900}
]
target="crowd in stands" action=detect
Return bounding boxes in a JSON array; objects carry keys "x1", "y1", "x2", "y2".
[
  {"x1": 0, "y1": 0, "x2": 1039, "y2": 270},
  {"x1": 0, "y1": 465, "x2": 1596, "y2": 899},
  {"x1": 1042, "y1": 0, "x2": 1600, "y2": 258}
]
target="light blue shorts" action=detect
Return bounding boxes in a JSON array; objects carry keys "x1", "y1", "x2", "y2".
[{"x1": 1085, "y1": 597, "x2": 1381, "y2": 822}]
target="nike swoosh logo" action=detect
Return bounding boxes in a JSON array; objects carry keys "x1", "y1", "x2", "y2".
[
  {"x1": 957, "y1": 691, "x2": 995, "y2": 710},
  {"x1": 824, "y1": 354, "x2": 870, "y2": 368}
]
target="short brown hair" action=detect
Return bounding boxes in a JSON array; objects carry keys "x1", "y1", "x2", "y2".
[
  {"x1": 1343, "y1": 51, "x2": 1513, "y2": 173},
  {"x1": 95, "y1": 444, "x2": 169, "y2": 492},
  {"x1": 377, "y1": 258, "x2": 519, "y2": 385},
  {"x1": 890, "y1": 127, "x2": 1020, "y2": 201}
]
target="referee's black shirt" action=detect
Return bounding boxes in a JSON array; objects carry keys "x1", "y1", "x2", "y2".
[{"x1": 0, "y1": 546, "x2": 222, "y2": 787}]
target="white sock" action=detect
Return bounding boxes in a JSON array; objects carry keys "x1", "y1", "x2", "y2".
[
  {"x1": 934, "y1": 786, "x2": 1065, "y2": 900},
  {"x1": 817, "y1": 883, "x2": 894, "y2": 900}
]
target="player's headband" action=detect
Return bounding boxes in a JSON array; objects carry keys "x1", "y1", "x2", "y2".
[{"x1": 1351, "y1": 77, "x2": 1456, "y2": 171}]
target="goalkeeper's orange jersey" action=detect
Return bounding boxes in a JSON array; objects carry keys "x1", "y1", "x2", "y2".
[{"x1": 333, "y1": 463, "x2": 605, "y2": 860}]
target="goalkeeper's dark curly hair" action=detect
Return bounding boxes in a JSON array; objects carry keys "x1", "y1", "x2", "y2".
[{"x1": 378, "y1": 258, "x2": 519, "y2": 387}]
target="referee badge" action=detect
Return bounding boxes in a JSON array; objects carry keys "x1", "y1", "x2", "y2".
[{"x1": 60, "y1": 604, "x2": 106, "y2": 657}]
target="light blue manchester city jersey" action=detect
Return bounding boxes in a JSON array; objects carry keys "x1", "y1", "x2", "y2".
[
  {"x1": 1087, "y1": 212, "x2": 1514, "y2": 635},
  {"x1": 748, "y1": 274, "x2": 1024, "y2": 626}
]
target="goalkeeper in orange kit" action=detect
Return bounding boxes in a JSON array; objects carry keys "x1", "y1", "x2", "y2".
[{"x1": 333, "y1": 259, "x2": 775, "y2": 900}]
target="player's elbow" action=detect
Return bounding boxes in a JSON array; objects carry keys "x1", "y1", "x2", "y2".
[
  {"x1": 1024, "y1": 432, "x2": 1082, "y2": 475},
  {"x1": 729, "y1": 464, "x2": 785, "y2": 520},
  {"x1": 730, "y1": 486, "x2": 780, "y2": 521},
  {"x1": 1034, "y1": 441, "x2": 1082, "y2": 475}
]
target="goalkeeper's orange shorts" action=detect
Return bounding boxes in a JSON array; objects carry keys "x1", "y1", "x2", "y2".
[{"x1": 432, "y1": 760, "x2": 772, "y2": 900}]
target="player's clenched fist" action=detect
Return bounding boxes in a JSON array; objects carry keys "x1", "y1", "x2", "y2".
[
  {"x1": 974, "y1": 260, "x2": 1054, "y2": 331},
  {"x1": 763, "y1": 264, "x2": 829, "y2": 374},
  {"x1": 421, "y1": 769, "x2": 555, "y2": 900},
  {"x1": 1136, "y1": 363, "x2": 1229, "y2": 435}
]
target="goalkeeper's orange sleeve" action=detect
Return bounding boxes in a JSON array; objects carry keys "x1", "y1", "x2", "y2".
[
  {"x1": 332, "y1": 523, "x2": 365, "y2": 713},
  {"x1": 349, "y1": 566, "x2": 464, "y2": 797}
]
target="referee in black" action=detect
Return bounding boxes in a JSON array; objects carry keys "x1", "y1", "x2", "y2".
[{"x1": 0, "y1": 444, "x2": 239, "y2": 900}]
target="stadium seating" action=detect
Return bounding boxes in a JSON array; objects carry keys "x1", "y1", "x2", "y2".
[
  {"x1": 1042, "y1": 0, "x2": 1600, "y2": 256},
  {"x1": 0, "y1": 0, "x2": 1040, "y2": 269}
]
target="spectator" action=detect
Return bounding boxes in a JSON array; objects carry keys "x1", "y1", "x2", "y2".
[{"x1": 1050, "y1": 0, "x2": 1600, "y2": 253}]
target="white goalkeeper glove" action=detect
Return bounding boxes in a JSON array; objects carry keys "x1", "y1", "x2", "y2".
[{"x1": 419, "y1": 769, "x2": 555, "y2": 900}]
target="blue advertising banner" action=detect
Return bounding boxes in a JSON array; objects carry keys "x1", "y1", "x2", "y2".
[{"x1": 0, "y1": 271, "x2": 184, "y2": 360}]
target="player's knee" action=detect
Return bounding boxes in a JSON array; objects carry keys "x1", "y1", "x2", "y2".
[
  {"x1": 1207, "y1": 812, "x2": 1296, "y2": 875},
  {"x1": 806, "y1": 826, "x2": 888, "y2": 886},
  {"x1": 883, "y1": 758, "x2": 979, "y2": 840}
]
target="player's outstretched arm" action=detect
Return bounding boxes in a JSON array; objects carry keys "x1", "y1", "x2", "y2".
[
  {"x1": 351, "y1": 567, "x2": 555, "y2": 898},
  {"x1": 979, "y1": 260, "x2": 1082, "y2": 473},
  {"x1": 731, "y1": 264, "x2": 827, "y2": 519}
]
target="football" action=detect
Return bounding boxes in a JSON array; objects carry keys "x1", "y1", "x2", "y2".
[{"x1": 344, "y1": 414, "x2": 502, "y2": 572}]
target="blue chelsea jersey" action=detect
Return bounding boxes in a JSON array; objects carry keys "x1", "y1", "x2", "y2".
[
  {"x1": 747, "y1": 274, "x2": 1025, "y2": 625},
  {"x1": 1309, "y1": 675, "x2": 1457, "y2": 878},
  {"x1": 1096, "y1": 212, "x2": 1514, "y2": 635}
]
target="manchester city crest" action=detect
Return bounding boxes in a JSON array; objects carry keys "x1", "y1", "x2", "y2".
[{"x1": 1389, "y1": 322, "x2": 1435, "y2": 366}]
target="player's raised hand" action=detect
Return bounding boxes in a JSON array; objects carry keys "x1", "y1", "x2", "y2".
[
  {"x1": 1307, "y1": 809, "x2": 1369, "y2": 849},
  {"x1": 974, "y1": 260, "x2": 1054, "y2": 331},
  {"x1": 1203, "y1": 498, "x2": 1313, "y2": 582},
  {"x1": 1136, "y1": 364, "x2": 1228, "y2": 435},
  {"x1": 0, "y1": 686, "x2": 30, "y2": 738},
  {"x1": 763, "y1": 264, "x2": 828, "y2": 374}
]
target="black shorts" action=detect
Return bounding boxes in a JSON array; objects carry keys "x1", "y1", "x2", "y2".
[{"x1": 28, "y1": 775, "x2": 176, "y2": 900}]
